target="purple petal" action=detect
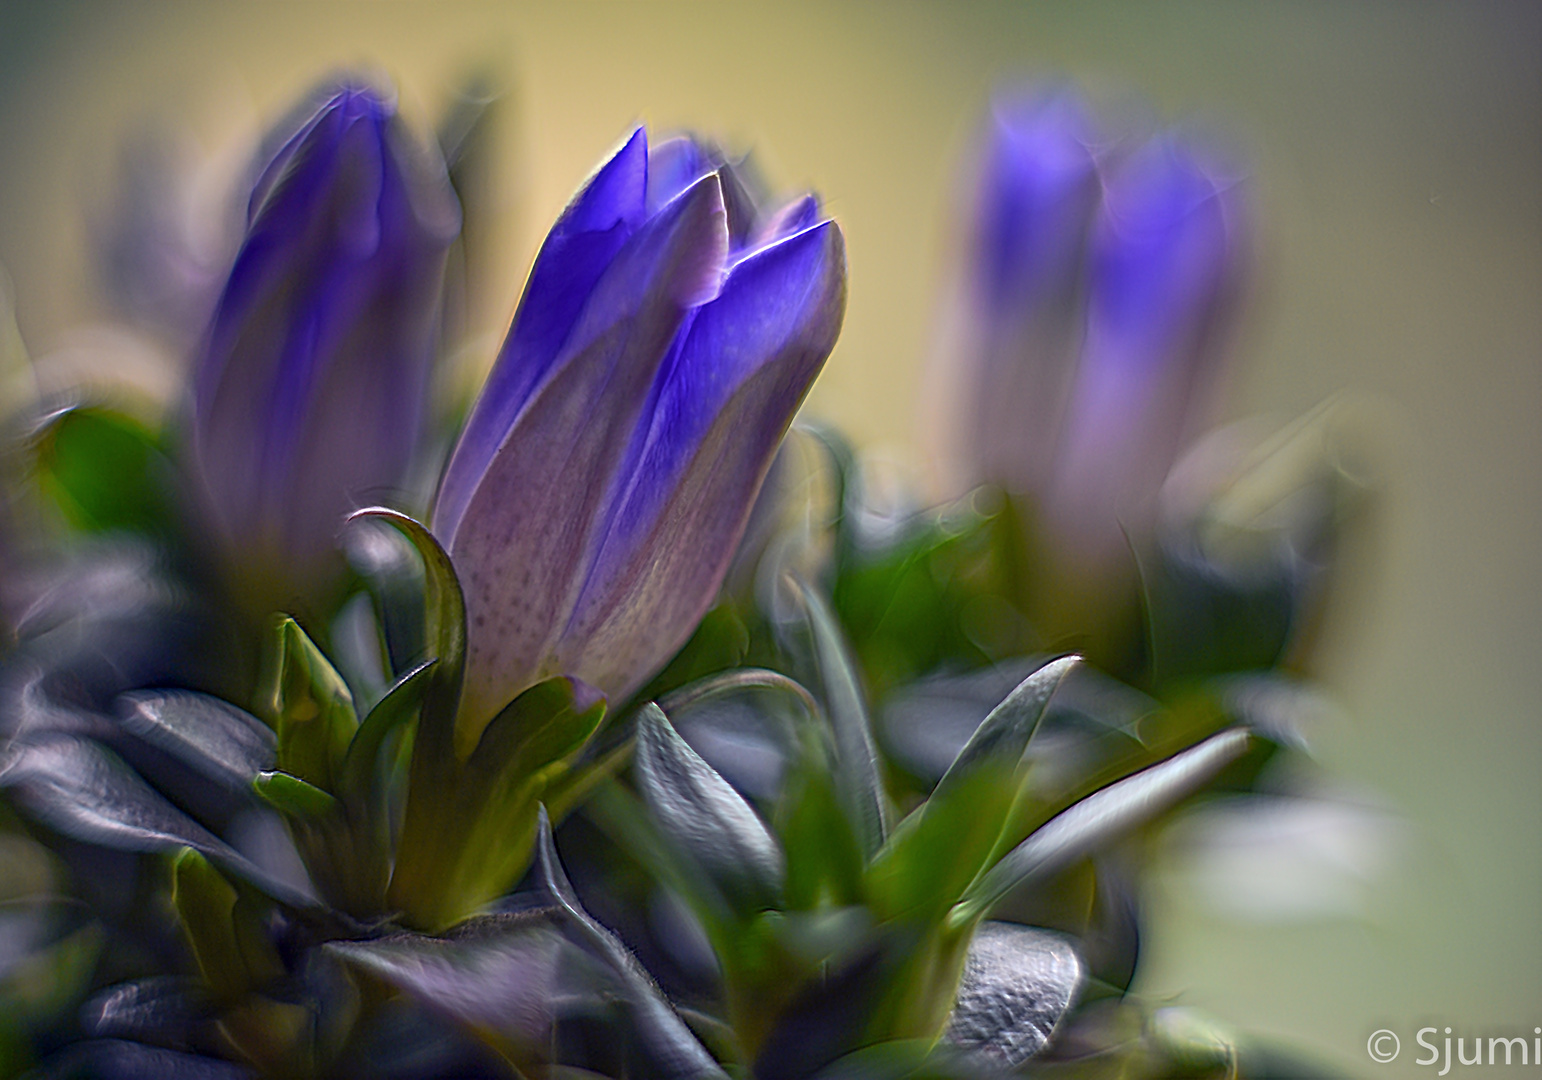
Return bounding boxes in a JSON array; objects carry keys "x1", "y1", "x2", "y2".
[
  {"x1": 435, "y1": 127, "x2": 648, "y2": 543},
  {"x1": 977, "y1": 86, "x2": 1100, "y2": 310},
  {"x1": 645, "y1": 135, "x2": 712, "y2": 215},
  {"x1": 958, "y1": 85, "x2": 1103, "y2": 496},
  {"x1": 1047, "y1": 135, "x2": 1246, "y2": 560},
  {"x1": 449, "y1": 173, "x2": 729, "y2": 735},
  {"x1": 750, "y1": 194, "x2": 820, "y2": 251},
  {"x1": 555, "y1": 219, "x2": 846, "y2": 700},
  {"x1": 193, "y1": 85, "x2": 457, "y2": 593}
]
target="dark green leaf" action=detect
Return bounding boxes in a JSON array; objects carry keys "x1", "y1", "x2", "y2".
[
  {"x1": 338, "y1": 658, "x2": 436, "y2": 811},
  {"x1": 389, "y1": 678, "x2": 605, "y2": 930},
  {"x1": 776, "y1": 760, "x2": 865, "y2": 911},
  {"x1": 33, "y1": 406, "x2": 181, "y2": 539},
  {"x1": 864, "y1": 659, "x2": 1079, "y2": 921},
  {"x1": 636, "y1": 705, "x2": 783, "y2": 911},
  {"x1": 346, "y1": 508, "x2": 466, "y2": 759}
]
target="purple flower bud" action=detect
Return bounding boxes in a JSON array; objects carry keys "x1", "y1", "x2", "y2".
[
  {"x1": 943, "y1": 85, "x2": 1247, "y2": 572},
  {"x1": 436, "y1": 128, "x2": 846, "y2": 734},
  {"x1": 1043, "y1": 133, "x2": 1247, "y2": 573},
  {"x1": 192, "y1": 83, "x2": 460, "y2": 608},
  {"x1": 945, "y1": 84, "x2": 1103, "y2": 496}
]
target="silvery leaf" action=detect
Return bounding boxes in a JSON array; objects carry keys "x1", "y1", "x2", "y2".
[
  {"x1": 636, "y1": 704, "x2": 783, "y2": 909},
  {"x1": 326, "y1": 911, "x2": 587, "y2": 1049},
  {"x1": 946, "y1": 922, "x2": 1083, "y2": 1067},
  {"x1": 958, "y1": 728, "x2": 1251, "y2": 924},
  {"x1": 116, "y1": 691, "x2": 275, "y2": 791},
  {"x1": 0, "y1": 731, "x2": 310, "y2": 909},
  {"x1": 535, "y1": 809, "x2": 727, "y2": 1079}
]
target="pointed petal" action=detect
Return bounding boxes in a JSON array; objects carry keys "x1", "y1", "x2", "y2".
[
  {"x1": 450, "y1": 174, "x2": 728, "y2": 728},
  {"x1": 646, "y1": 135, "x2": 712, "y2": 215},
  {"x1": 193, "y1": 83, "x2": 459, "y2": 594},
  {"x1": 749, "y1": 194, "x2": 820, "y2": 252},
  {"x1": 557, "y1": 220, "x2": 845, "y2": 700},
  {"x1": 436, "y1": 127, "x2": 648, "y2": 543}
]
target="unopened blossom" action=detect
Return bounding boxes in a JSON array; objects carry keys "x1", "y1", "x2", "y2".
[
  {"x1": 435, "y1": 128, "x2": 846, "y2": 742},
  {"x1": 192, "y1": 82, "x2": 459, "y2": 609}
]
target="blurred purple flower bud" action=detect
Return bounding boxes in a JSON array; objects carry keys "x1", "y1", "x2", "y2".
[
  {"x1": 1042, "y1": 133, "x2": 1247, "y2": 573},
  {"x1": 436, "y1": 127, "x2": 846, "y2": 732},
  {"x1": 191, "y1": 83, "x2": 460, "y2": 607},
  {"x1": 949, "y1": 85, "x2": 1103, "y2": 497}
]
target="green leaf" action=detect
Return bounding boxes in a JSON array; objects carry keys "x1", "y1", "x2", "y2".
[
  {"x1": 252, "y1": 770, "x2": 340, "y2": 822},
  {"x1": 776, "y1": 759, "x2": 865, "y2": 911},
  {"x1": 636, "y1": 704, "x2": 784, "y2": 912},
  {"x1": 346, "y1": 507, "x2": 467, "y2": 752},
  {"x1": 338, "y1": 658, "x2": 436, "y2": 813},
  {"x1": 261, "y1": 618, "x2": 357, "y2": 792},
  {"x1": 170, "y1": 848, "x2": 283, "y2": 1002},
  {"x1": 33, "y1": 406, "x2": 180, "y2": 539},
  {"x1": 388, "y1": 677, "x2": 605, "y2": 931},
  {"x1": 796, "y1": 581, "x2": 889, "y2": 860},
  {"x1": 831, "y1": 499, "x2": 1008, "y2": 694},
  {"x1": 954, "y1": 728, "x2": 1252, "y2": 927},
  {"x1": 864, "y1": 658, "x2": 1080, "y2": 921},
  {"x1": 935, "y1": 656, "x2": 1078, "y2": 799}
]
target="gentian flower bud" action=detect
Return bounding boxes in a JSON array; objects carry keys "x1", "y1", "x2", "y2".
[
  {"x1": 192, "y1": 83, "x2": 459, "y2": 611},
  {"x1": 1041, "y1": 133, "x2": 1246, "y2": 577},
  {"x1": 945, "y1": 85, "x2": 1103, "y2": 497},
  {"x1": 436, "y1": 128, "x2": 846, "y2": 739}
]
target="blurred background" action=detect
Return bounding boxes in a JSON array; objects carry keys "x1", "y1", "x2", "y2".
[{"x1": 0, "y1": 1, "x2": 1535, "y2": 1074}]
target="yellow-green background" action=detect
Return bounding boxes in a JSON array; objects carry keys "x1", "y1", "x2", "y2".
[{"x1": 0, "y1": 3, "x2": 1536, "y2": 1074}]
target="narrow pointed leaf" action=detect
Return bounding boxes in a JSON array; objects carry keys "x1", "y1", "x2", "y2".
[
  {"x1": 263, "y1": 617, "x2": 357, "y2": 792},
  {"x1": 636, "y1": 704, "x2": 784, "y2": 910},
  {"x1": 389, "y1": 677, "x2": 604, "y2": 930},
  {"x1": 171, "y1": 848, "x2": 283, "y2": 1001},
  {"x1": 535, "y1": 808, "x2": 727, "y2": 1079},
  {"x1": 945, "y1": 922, "x2": 1083, "y2": 1067},
  {"x1": 339, "y1": 657, "x2": 436, "y2": 809},
  {"x1": 347, "y1": 507, "x2": 466, "y2": 748},
  {"x1": 865, "y1": 658, "x2": 1082, "y2": 918},
  {"x1": 955, "y1": 728, "x2": 1251, "y2": 925},
  {"x1": 935, "y1": 656, "x2": 1079, "y2": 799},
  {"x1": 798, "y1": 582, "x2": 888, "y2": 858}
]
